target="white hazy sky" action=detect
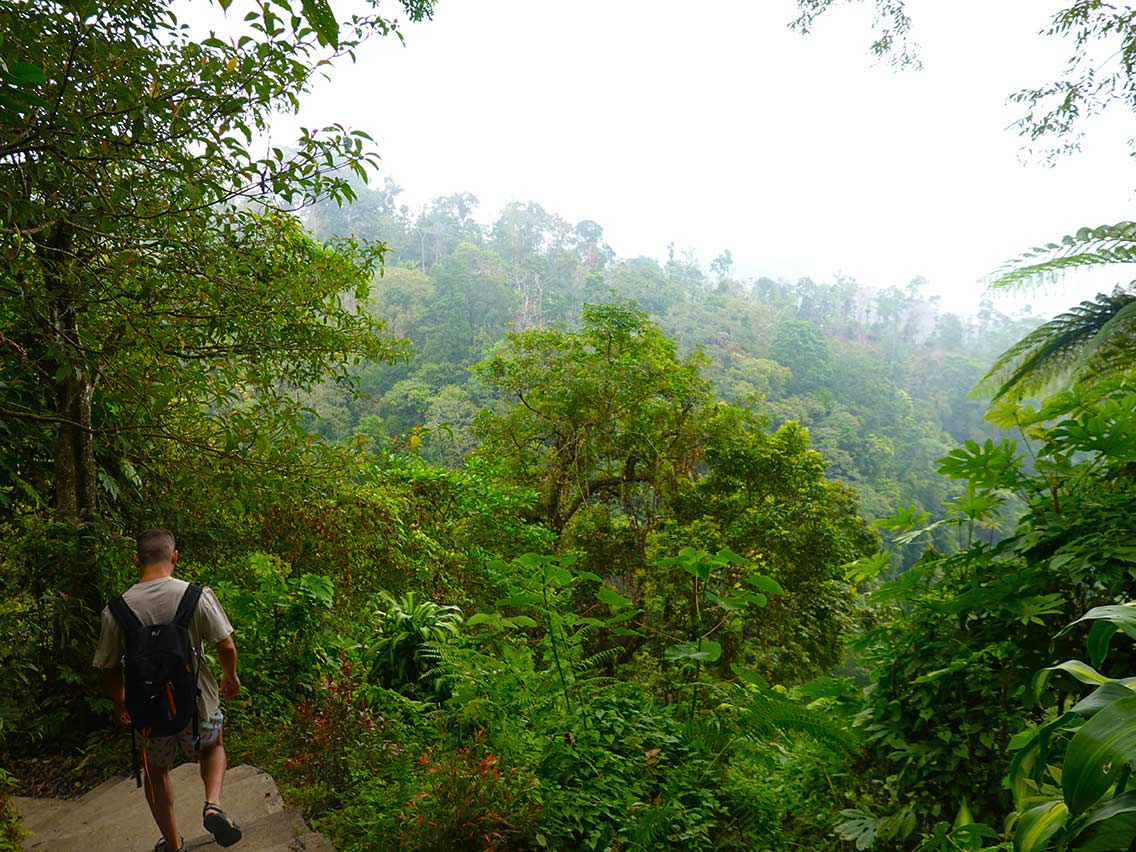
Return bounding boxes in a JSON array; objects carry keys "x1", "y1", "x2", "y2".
[{"x1": 262, "y1": 0, "x2": 1136, "y2": 315}]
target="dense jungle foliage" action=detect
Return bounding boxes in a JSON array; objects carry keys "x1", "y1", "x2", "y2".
[{"x1": 3, "y1": 1, "x2": 1136, "y2": 851}]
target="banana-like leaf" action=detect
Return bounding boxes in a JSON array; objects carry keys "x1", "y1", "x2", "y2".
[
  {"x1": 1014, "y1": 799, "x2": 1069, "y2": 852},
  {"x1": 1063, "y1": 694, "x2": 1136, "y2": 814},
  {"x1": 1072, "y1": 790, "x2": 1136, "y2": 852},
  {"x1": 1008, "y1": 713, "x2": 1081, "y2": 807},
  {"x1": 1059, "y1": 604, "x2": 1136, "y2": 667},
  {"x1": 1034, "y1": 660, "x2": 1113, "y2": 702},
  {"x1": 1072, "y1": 683, "x2": 1136, "y2": 718}
]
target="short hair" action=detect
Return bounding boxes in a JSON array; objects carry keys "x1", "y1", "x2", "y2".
[{"x1": 137, "y1": 528, "x2": 176, "y2": 566}]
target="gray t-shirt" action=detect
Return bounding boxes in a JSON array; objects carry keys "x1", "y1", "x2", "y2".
[{"x1": 92, "y1": 577, "x2": 234, "y2": 721}]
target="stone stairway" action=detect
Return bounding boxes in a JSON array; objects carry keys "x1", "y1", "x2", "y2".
[{"x1": 12, "y1": 764, "x2": 332, "y2": 852}]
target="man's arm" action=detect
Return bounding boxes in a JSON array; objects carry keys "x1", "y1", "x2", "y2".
[
  {"x1": 102, "y1": 668, "x2": 130, "y2": 725},
  {"x1": 215, "y1": 635, "x2": 241, "y2": 700}
]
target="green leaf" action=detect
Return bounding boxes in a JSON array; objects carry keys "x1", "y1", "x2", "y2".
[
  {"x1": 1014, "y1": 800, "x2": 1068, "y2": 852},
  {"x1": 300, "y1": 0, "x2": 339, "y2": 47},
  {"x1": 836, "y1": 810, "x2": 878, "y2": 851},
  {"x1": 610, "y1": 626, "x2": 646, "y2": 638},
  {"x1": 1064, "y1": 694, "x2": 1136, "y2": 815},
  {"x1": 6, "y1": 62, "x2": 46, "y2": 84},
  {"x1": 546, "y1": 564, "x2": 573, "y2": 587},
  {"x1": 714, "y1": 547, "x2": 748, "y2": 564},
  {"x1": 664, "y1": 641, "x2": 722, "y2": 663},
  {"x1": 1071, "y1": 683, "x2": 1136, "y2": 718},
  {"x1": 1072, "y1": 790, "x2": 1136, "y2": 852},
  {"x1": 1035, "y1": 660, "x2": 1113, "y2": 702},
  {"x1": 596, "y1": 587, "x2": 632, "y2": 609},
  {"x1": 1060, "y1": 604, "x2": 1136, "y2": 666},
  {"x1": 743, "y1": 573, "x2": 784, "y2": 595}
]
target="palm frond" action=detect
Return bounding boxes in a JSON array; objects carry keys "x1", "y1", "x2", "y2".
[
  {"x1": 975, "y1": 292, "x2": 1136, "y2": 401},
  {"x1": 988, "y1": 223, "x2": 1136, "y2": 290}
]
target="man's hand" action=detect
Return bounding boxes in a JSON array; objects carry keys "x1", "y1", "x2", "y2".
[
  {"x1": 114, "y1": 701, "x2": 131, "y2": 726},
  {"x1": 216, "y1": 635, "x2": 241, "y2": 700},
  {"x1": 220, "y1": 671, "x2": 241, "y2": 700}
]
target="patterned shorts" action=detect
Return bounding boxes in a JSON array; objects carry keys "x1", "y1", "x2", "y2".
[{"x1": 144, "y1": 710, "x2": 224, "y2": 767}]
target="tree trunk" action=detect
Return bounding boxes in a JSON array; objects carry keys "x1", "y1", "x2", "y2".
[{"x1": 42, "y1": 223, "x2": 98, "y2": 521}]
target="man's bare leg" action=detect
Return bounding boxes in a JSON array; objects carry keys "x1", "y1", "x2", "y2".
[
  {"x1": 144, "y1": 764, "x2": 180, "y2": 850},
  {"x1": 200, "y1": 729, "x2": 227, "y2": 807}
]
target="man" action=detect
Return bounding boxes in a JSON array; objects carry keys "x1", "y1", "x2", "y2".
[{"x1": 93, "y1": 528, "x2": 243, "y2": 852}]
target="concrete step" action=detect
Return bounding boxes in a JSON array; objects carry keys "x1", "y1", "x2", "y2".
[
  {"x1": 258, "y1": 832, "x2": 336, "y2": 852},
  {"x1": 18, "y1": 764, "x2": 286, "y2": 852},
  {"x1": 10, "y1": 797, "x2": 69, "y2": 836},
  {"x1": 184, "y1": 808, "x2": 312, "y2": 852}
]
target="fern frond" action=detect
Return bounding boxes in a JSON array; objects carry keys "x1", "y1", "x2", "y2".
[
  {"x1": 975, "y1": 292, "x2": 1136, "y2": 401},
  {"x1": 735, "y1": 682, "x2": 857, "y2": 750},
  {"x1": 988, "y1": 223, "x2": 1136, "y2": 290},
  {"x1": 573, "y1": 646, "x2": 622, "y2": 672}
]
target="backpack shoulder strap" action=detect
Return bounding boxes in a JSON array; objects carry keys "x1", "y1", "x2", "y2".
[
  {"x1": 107, "y1": 595, "x2": 143, "y2": 633},
  {"x1": 173, "y1": 581, "x2": 204, "y2": 628}
]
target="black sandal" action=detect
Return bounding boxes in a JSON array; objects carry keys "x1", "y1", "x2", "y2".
[
  {"x1": 153, "y1": 837, "x2": 185, "y2": 852},
  {"x1": 203, "y1": 802, "x2": 243, "y2": 847}
]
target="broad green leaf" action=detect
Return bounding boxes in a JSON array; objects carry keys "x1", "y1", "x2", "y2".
[
  {"x1": 301, "y1": 0, "x2": 339, "y2": 46},
  {"x1": 1008, "y1": 713, "x2": 1082, "y2": 808},
  {"x1": 664, "y1": 641, "x2": 722, "y2": 663},
  {"x1": 730, "y1": 664, "x2": 764, "y2": 686},
  {"x1": 1060, "y1": 604, "x2": 1136, "y2": 641},
  {"x1": 1013, "y1": 799, "x2": 1068, "y2": 852},
  {"x1": 596, "y1": 587, "x2": 632, "y2": 609},
  {"x1": 1034, "y1": 660, "x2": 1112, "y2": 702},
  {"x1": 610, "y1": 627, "x2": 646, "y2": 637},
  {"x1": 6, "y1": 62, "x2": 46, "y2": 84},
  {"x1": 714, "y1": 547, "x2": 748, "y2": 564},
  {"x1": 1072, "y1": 791, "x2": 1136, "y2": 852},
  {"x1": 1071, "y1": 683, "x2": 1136, "y2": 718},
  {"x1": 1059, "y1": 604, "x2": 1136, "y2": 666},
  {"x1": 707, "y1": 590, "x2": 747, "y2": 610},
  {"x1": 836, "y1": 809, "x2": 878, "y2": 850},
  {"x1": 1064, "y1": 693, "x2": 1136, "y2": 814},
  {"x1": 545, "y1": 564, "x2": 573, "y2": 587},
  {"x1": 509, "y1": 615, "x2": 538, "y2": 628},
  {"x1": 744, "y1": 573, "x2": 784, "y2": 595}
]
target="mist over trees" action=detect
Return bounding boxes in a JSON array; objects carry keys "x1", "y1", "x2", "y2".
[
  {"x1": 301, "y1": 178, "x2": 1039, "y2": 539},
  {"x1": 4, "y1": 2, "x2": 1136, "y2": 852}
]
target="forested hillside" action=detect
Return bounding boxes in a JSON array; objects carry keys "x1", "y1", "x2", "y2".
[
  {"x1": 302, "y1": 180, "x2": 1038, "y2": 538},
  {"x1": 3, "y1": 2, "x2": 1136, "y2": 852}
]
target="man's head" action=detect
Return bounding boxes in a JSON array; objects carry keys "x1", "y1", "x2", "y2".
[{"x1": 136, "y1": 528, "x2": 177, "y2": 569}]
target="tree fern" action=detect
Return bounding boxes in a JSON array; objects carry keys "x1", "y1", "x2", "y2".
[
  {"x1": 988, "y1": 223, "x2": 1136, "y2": 290},
  {"x1": 976, "y1": 292, "x2": 1136, "y2": 401}
]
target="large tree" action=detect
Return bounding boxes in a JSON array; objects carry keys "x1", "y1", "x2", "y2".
[
  {"x1": 472, "y1": 303, "x2": 712, "y2": 538},
  {"x1": 0, "y1": 0, "x2": 431, "y2": 521}
]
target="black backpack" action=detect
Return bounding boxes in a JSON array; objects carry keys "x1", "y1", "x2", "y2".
[{"x1": 108, "y1": 582, "x2": 203, "y2": 781}]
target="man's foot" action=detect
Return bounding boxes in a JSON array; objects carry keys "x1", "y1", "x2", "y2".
[
  {"x1": 153, "y1": 837, "x2": 185, "y2": 852},
  {"x1": 203, "y1": 802, "x2": 243, "y2": 847}
]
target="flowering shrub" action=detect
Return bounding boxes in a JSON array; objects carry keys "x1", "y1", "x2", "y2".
[
  {"x1": 398, "y1": 732, "x2": 540, "y2": 852},
  {"x1": 280, "y1": 652, "x2": 377, "y2": 785}
]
